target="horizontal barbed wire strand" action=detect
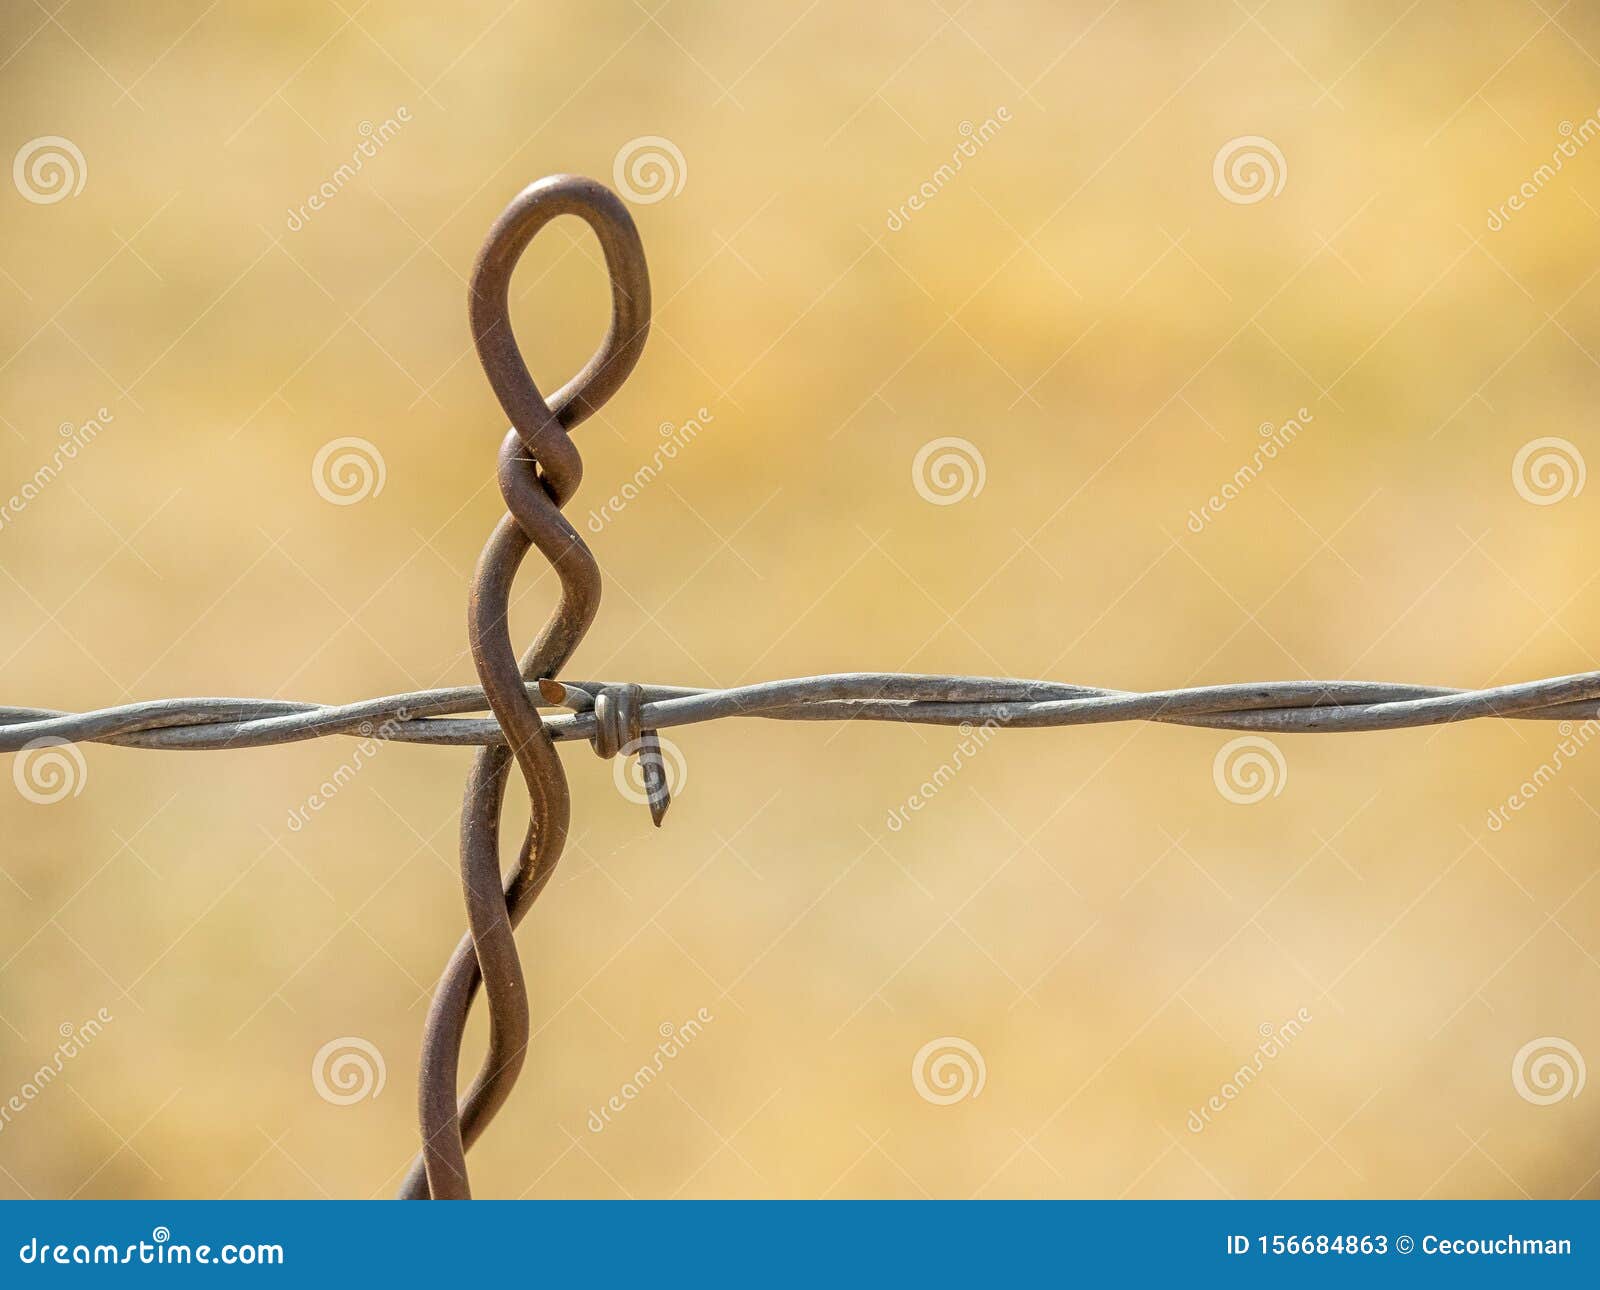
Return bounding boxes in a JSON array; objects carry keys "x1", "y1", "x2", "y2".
[
  {"x1": 10, "y1": 171, "x2": 1595, "y2": 1199},
  {"x1": 4, "y1": 669, "x2": 1600, "y2": 754}
]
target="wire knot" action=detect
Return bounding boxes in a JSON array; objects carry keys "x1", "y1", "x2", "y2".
[
  {"x1": 539, "y1": 680, "x2": 672, "y2": 827},
  {"x1": 590, "y1": 682, "x2": 643, "y2": 759}
]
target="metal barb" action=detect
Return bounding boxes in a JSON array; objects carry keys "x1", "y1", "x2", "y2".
[
  {"x1": 587, "y1": 681, "x2": 672, "y2": 826},
  {"x1": 9, "y1": 673, "x2": 1600, "y2": 753},
  {"x1": 7, "y1": 174, "x2": 1600, "y2": 1199},
  {"x1": 638, "y1": 729, "x2": 671, "y2": 827}
]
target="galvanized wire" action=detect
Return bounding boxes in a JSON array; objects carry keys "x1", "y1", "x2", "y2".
[
  {"x1": 5, "y1": 175, "x2": 1597, "y2": 1200},
  {"x1": 5, "y1": 670, "x2": 1600, "y2": 754}
]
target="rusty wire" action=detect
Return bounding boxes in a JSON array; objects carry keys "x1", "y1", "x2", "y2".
[
  {"x1": 403, "y1": 174, "x2": 650, "y2": 1201},
  {"x1": 5, "y1": 175, "x2": 1600, "y2": 1198}
]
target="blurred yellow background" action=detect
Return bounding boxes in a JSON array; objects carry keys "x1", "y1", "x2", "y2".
[{"x1": 3, "y1": 0, "x2": 1599, "y2": 1199}]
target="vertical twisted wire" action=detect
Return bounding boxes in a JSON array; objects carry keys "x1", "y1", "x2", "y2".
[{"x1": 399, "y1": 175, "x2": 650, "y2": 1199}]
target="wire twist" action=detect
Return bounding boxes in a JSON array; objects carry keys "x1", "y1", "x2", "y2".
[
  {"x1": 6, "y1": 176, "x2": 1600, "y2": 1200},
  {"x1": 398, "y1": 175, "x2": 650, "y2": 1200},
  {"x1": 9, "y1": 673, "x2": 1600, "y2": 754}
]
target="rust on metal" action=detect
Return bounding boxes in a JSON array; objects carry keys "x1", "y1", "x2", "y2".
[
  {"x1": 7, "y1": 175, "x2": 1600, "y2": 1198},
  {"x1": 400, "y1": 174, "x2": 652, "y2": 1199}
]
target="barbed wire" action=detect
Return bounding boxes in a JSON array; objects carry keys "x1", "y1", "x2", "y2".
[
  {"x1": 7, "y1": 175, "x2": 1598, "y2": 1200},
  {"x1": 5, "y1": 669, "x2": 1600, "y2": 755}
]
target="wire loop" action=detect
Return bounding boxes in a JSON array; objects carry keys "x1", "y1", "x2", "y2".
[
  {"x1": 6, "y1": 174, "x2": 1599, "y2": 1200},
  {"x1": 400, "y1": 175, "x2": 651, "y2": 1200}
]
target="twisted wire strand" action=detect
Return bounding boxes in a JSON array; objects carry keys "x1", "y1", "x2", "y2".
[
  {"x1": 399, "y1": 175, "x2": 651, "y2": 1200},
  {"x1": 5, "y1": 670, "x2": 1600, "y2": 755},
  {"x1": 7, "y1": 172, "x2": 1600, "y2": 1202}
]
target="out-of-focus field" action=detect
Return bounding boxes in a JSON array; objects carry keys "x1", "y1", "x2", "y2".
[{"x1": 2, "y1": 0, "x2": 1598, "y2": 1198}]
